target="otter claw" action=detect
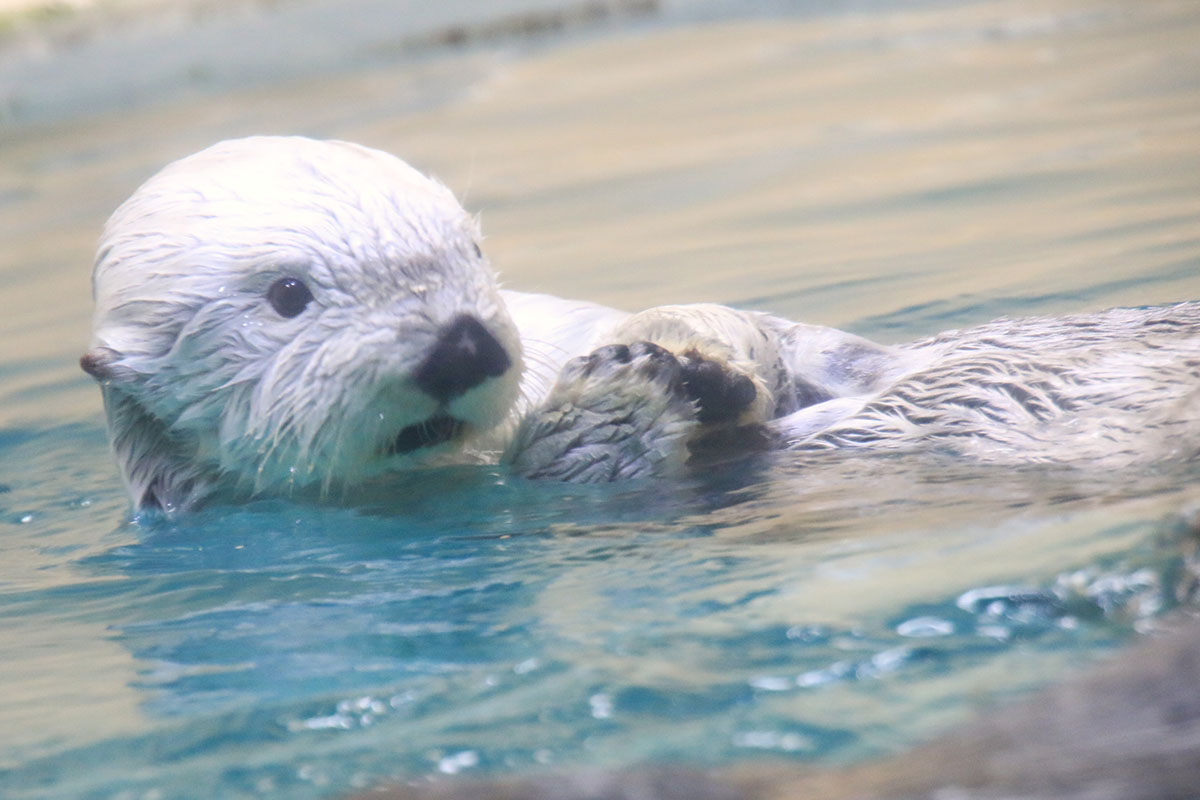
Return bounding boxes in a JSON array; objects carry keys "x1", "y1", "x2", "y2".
[
  {"x1": 506, "y1": 340, "x2": 698, "y2": 481},
  {"x1": 678, "y1": 351, "x2": 757, "y2": 424},
  {"x1": 507, "y1": 339, "x2": 766, "y2": 482}
]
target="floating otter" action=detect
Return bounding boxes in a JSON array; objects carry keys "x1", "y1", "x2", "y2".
[{"x1": 82, "y1": 136, "x2": 1200, "y2": 510}]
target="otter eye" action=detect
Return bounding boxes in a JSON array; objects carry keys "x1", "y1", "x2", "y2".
[{"x1": 266, "y1": 277, "x2": 313, "y2": 318}]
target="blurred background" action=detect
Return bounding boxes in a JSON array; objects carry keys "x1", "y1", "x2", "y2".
[{"x1": 1, "y1": 1, "x2": 1198, "y2": 798}]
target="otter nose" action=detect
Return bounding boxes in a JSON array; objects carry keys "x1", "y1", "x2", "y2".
[{"x1": 414, "y1": 314, "x2": 511, "y2": 403}]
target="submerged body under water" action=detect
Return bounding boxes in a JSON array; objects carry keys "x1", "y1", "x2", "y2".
[{"x1": 2, "y1": 0, "x2": 1200, "y2": 798}]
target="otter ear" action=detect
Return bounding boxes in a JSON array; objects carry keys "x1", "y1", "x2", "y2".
[
  {"x1": 83, "y1": 348, "x2": 208, "y2": 512},
  {"x1": 80, "y1": 347, "x2": 137, "y2": 383},
  {"x1": 102, "y1": 388, "x2": 210, "y2": 513}
]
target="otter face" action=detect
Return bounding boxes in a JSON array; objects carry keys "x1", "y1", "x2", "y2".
[{"x1": 82, "y1": 136, "x2": 522, "y2": 511}]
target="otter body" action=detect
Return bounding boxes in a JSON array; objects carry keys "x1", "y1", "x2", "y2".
[
  {"x1": 511, "y1": 300, "x2": 1200, "y2": 479},
  {"x1": 785, "y1": 302, "x2": 1200, "y2": 465},
  {"x1": 83, "y1": 137, "x2": 1200, "y2": 510}
]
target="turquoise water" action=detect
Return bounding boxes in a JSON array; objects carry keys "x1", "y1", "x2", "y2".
[
  {"x1": 4, "y1": 428, "x2": 1198, "y2": 799},
  {"x1": 2, "y1": 0, "x2": 1200, "y2": 798}
]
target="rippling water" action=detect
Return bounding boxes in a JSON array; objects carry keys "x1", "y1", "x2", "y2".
[{"x1": 2, "y1": 1, "x2": 1199, "y2": 798}]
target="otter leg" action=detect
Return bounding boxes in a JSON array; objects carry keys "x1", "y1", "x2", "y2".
[
  {"x1": 506, "y1": 341, "x2": 769, "y2": 483},
  {"x1": 506, "y1": 342, "x2": 704, "y2": 482},
  {"x1": 604, "y1": 303, "x2": 783, "y2": 424}
]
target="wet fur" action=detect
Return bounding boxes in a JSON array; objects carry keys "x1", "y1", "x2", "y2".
[
  {"x1": 508, "y1": 301, "x2": 1200, "y2": 480},
  {"x1": 789, "y1": 303, "x2": 1200, "y2": 466},
  {"x1": 85, "y1": 136, "x2": 1200, "y2": 509},
  {"x1": 84, "y1": 137, "x2": 523, "y2": 511}
]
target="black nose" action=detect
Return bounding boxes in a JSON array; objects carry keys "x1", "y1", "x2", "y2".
[{"x1": 414, "y1": 315, "x2": 511, "y2": 403}]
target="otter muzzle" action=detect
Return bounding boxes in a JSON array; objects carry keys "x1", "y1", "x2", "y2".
[{"x1": 414, "y1": 314, "x2": 511, "y2": 403}]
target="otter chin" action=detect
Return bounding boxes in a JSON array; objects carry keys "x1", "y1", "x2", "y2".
[
  {"x1": 83, "y1": 136, "x2": 523, "y2": 512},
  {"x1": 387, "y1": 415, "x2": 467, "y2": 455}
]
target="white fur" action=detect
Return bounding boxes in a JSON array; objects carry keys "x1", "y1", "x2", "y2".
[
  {"x1": 782, "y1": 303, "x2": 1200, "y2": 467},
  {"x1": 519, "y1": 300, "x2": 1200, "y2": 477},
  {"x1": 85, "y1": 136, "x2": 1200, "y2": 510},
  {"x1": 88, "y1": 136, "x2": 524, "y2": 510}
]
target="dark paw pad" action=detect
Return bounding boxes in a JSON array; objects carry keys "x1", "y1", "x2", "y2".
[
  {"x1": 591, "y1": 343, "x2": 633, "y2": 365},
  {"x1": 569, "y1": 341, "x2": 684, "y2": 388},
  {"x1": 678, "y1": 352, "x2": 756, "y2": 424},
  {"x1": 626, "y1": 341, "x2": 682, "y2": 380}
]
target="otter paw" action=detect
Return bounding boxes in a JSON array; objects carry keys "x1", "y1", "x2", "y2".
[
  {"x1": 677, "y1": 350, "x2": 758, "y2": 424},
  {"x1": 506, "y1": 341, "x2": 700, "y2": 482}
]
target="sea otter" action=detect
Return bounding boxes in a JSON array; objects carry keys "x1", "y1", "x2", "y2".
[{"x1": 81, "y1": 136, "x2": 1200, "y2": 511}]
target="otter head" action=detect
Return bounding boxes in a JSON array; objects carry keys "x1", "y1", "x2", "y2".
[{"x1": 82, "y1": 136, "x2": 522, "y2": 512}]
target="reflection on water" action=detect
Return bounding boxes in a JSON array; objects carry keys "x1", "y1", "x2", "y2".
[
  {"x1": 1, "y1": 0, "x2": 1199, "y2": 798},
  {"x1": 3, "y1": 439, "x2": 1197, "y2": 798}
]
